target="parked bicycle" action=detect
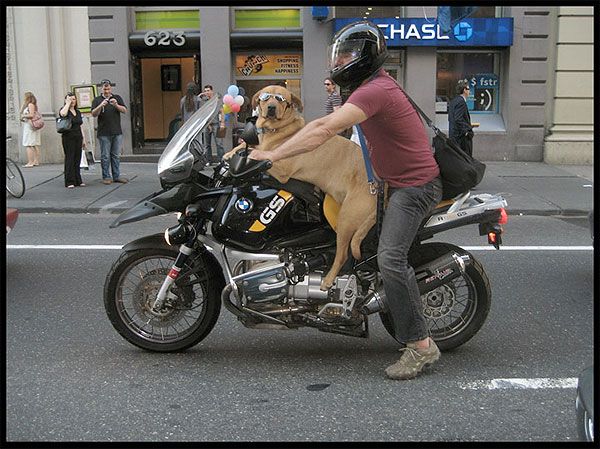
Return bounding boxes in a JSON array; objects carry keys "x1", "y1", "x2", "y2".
[{"x1": 6, "y1": 136, "x2": 26, "y2": 198}]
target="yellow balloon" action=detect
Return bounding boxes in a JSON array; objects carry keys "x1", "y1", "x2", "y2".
[{"x1": 223, "y1": 104, "x2": 232, "y2": 114}]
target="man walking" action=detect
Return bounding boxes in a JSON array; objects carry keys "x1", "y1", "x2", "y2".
[
  {"x1": 199, "y1": 84, "x2": 225, "y2": 163},
  {"x1": 91, "y1": 79, "x2": 128, "y2": 184},
  {"x1": 448, "y1": 79, "x2": 474, "y2": 157}
]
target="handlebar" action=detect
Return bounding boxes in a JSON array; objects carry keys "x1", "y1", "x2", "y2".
[{"x1": 227, "y1": 148, "x2": 272, "y2": 180}]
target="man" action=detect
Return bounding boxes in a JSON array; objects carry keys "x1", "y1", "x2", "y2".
[
  {"x1": 324, "y1": 77, "x2": 342, "y2": 115},
  {"x1": 91, "y1": 79, "x2": 128, "y2": 184},
  {"x1": 448, "y1": 80, "x2": 474, "y2": 157},
  {"x1": 250, "y1": 21, "x2": 443, "y2": 380},
  {"x1": 199, "y1": 84, "x2": 225, "y2": 163}
]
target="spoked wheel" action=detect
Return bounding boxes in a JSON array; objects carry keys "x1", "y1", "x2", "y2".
[
  {"x1": 104, "y1": 247, "x2": 223, "y2": 352},
  {"x1": 6, "y1": 158, "x2": 26, "y2": 198},
  {"x1": 380, "y1": 242, "x2": 491, "y2": 351}
]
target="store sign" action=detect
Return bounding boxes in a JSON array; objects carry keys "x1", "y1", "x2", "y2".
[
  {"x1": 469, "y1": 73, "x2": 499, "y2": 113},
  {"x1": 236, "y1": 54, "x2": 302, "y2": 77},
  {"x1": 333, "y1": 18, "x2": 513, "y2": 47}
]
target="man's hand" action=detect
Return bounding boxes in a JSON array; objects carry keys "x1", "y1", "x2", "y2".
[{"x1": 109, "y1": 98, "x2": 118, "y2": 106}]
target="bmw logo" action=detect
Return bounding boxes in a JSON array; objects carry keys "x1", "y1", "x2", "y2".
[
  {"x1": 235, "y1": 198, "x2": 253, "y2": 213},
  {"x1": 453, "y1": 21, "x2": 473, "y2": 42}
]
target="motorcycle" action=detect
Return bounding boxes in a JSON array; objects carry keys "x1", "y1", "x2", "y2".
[{"x1": 104, "y1": 96, "x2": 508, "y2": 352}]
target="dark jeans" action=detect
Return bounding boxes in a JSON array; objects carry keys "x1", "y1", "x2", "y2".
[
  {"x1": 377, "y1": 176, "x2": 443, "y2": 344},
  {"x1": 62, "y1": 134, "x2": 83, "y2": 187},
  {"x1": 202, "y1": 126, "x2": 224, "y2": 161}
]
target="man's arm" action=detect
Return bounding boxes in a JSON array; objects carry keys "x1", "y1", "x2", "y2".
[
  {"x1": 250, "y1": 103, "x2": 367, "y2": 162},
  {"x1": 453, "y1": 100, "x2": 471, "y2": 135}
]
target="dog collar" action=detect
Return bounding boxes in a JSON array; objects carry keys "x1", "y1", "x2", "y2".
[{"x1": 257, "y1": 127, "x2": 279, "y2": 134}]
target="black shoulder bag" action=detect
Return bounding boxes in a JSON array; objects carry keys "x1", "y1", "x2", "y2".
[{"x1": 396, "y1": 84, "x2": 486, "y2": 200}]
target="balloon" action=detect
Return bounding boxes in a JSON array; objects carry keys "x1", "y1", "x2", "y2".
[
  {"x1": 223, "y1": 104, "x2": 232, "y2": 114},
  {"x1": 231, "y1": 103, "x2": 241, "y2": 113},
  {"x1": 223, "y1": 94, "x2": 234, "y2": 105},
  {"x1": 227, "y1": 85, "x2": 239, "y2": 97},
  {"x1": 234, "y1": 95, "x2": 244, "y2": 106},
  {"x1": 238, "y1": 87, "x2": 245, "y2": 97}
]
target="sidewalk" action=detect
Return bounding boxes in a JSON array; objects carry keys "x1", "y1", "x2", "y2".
[{"x1": 6, "y1": 160, "x2": 594, "y2": 216}]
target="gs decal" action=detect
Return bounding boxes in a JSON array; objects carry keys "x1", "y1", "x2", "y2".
[{"x1": 248, "y1": 190, "x2": 293, "y2": 232}]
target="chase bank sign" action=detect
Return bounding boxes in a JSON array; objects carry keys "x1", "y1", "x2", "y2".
[{"x1": 333, "y1": 18, "x2": 513, "y2": 47}]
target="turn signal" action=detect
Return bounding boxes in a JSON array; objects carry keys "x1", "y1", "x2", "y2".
[{"x1": 499, "y1": 208, "x2": 508, "y2": 224}]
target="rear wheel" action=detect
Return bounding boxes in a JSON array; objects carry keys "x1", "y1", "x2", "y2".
[
  {"x1": 104, "y1": 247, "x2": 223, "y2": 352},
  {"x1": 380, "y1": 242, "x2": 491, "y2": 351}
]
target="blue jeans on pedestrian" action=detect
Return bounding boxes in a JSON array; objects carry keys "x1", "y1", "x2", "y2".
[
  {"x1": 377, "y1": 176, "x2": 443, "y2": 344},
  {"x1": 202, "y1": 126, "x2": 224, "y2": 161},
  {"x1": 98, "y1": 134, "x2": 123, "y2": 180}
]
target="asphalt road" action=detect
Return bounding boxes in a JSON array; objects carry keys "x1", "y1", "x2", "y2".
[{"x1": 6, "y1": 213, "x2": 593, "y2": 442}]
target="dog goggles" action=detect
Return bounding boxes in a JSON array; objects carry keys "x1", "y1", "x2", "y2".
[{"x1": 258, "y1": 92, "x2": 287, "y2": 103}]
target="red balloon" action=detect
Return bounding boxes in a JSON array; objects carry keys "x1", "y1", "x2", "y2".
[{"x1": 231, "y1": 103, "x2": 241, "y2": 113}]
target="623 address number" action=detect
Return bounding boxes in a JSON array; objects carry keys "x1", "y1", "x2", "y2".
[{"x1": 144, "y1": 31, "x2": 186, "y2": 47}]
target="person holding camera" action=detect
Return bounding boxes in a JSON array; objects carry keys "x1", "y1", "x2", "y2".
[
  {"x1": 58, "y1": 92, "x2": 87, "y2": 188},
  {"x1": 91, "y1": 79, "x2": 128, "y2": 184},
  {"x1": 448, "y1": 79, "x2": 474, "y2": 157}
]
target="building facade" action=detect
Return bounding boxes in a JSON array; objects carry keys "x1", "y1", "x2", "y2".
[{"x1": 6, "y1": 6, "x2": 594, "y2": 165}]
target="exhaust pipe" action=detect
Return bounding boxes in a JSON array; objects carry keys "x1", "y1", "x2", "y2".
[{"x1": 361, "y1": 252, "x2": 471, "y2": 315}]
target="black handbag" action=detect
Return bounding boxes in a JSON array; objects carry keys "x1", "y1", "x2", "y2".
[
  {"x1": 395, "y1": 83, "x2": 486, "y2": 200},
  {"x1": 56, "y1": 114, "x2": 72, "y2": 133}
]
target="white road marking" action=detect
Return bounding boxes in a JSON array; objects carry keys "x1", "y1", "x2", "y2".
[
  {"x1": 5, "y1": 245, "x2": 594, "y2": 251},
  {"x1": 6, "y1": 245, "x2": 123, "y2": 250},
  {"x1": 460, "y1": 378, "x2": 578, "y2": 390}
]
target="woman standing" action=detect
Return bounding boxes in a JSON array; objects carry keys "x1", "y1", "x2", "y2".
[
  {"x1": 59, "y1": 92, "x2": 87, "y2": 188},
  {"x1": 180, "y1": 82, "x2": 201, "y2": 123},
  {"x1": 20, "y1": 91, "x2": 42, "y2": 167}
]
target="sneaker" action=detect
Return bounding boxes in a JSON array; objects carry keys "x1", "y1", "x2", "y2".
[
  {"x1": 114, "y1": 177, "x2": 128, "y2": 184},
  {"x1": 385, "y1": 338, "x2": 440, "y2": 380},
  {"x1": 102, "y1": 179, "x2": 113, "y2": 185}
]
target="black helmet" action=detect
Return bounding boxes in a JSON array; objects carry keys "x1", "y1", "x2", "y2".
[{"x1": 328, "y1": 20, "x2": 389, "y2": 91}]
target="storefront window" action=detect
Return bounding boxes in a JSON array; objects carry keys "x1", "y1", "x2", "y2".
[
  {"x1": 135, "y1": 10, "x2": 199, "y2": 30},
  {"x1": 436, "y1": 51, "x2": 500, "y2": 115},
  {"x1": 333, "y1": 6, "x2": 405, "y2": 19},
  {"x1": 233, "y1": 9, "x2": 301, "y2": 29}
]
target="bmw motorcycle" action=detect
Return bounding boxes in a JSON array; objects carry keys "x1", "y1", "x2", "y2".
[{"x1": 104, "y1": 96, "x2": 508, "y2": 352}]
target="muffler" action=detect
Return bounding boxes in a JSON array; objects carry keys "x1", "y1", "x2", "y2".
[{"x1": 361, "y1": 252, "x2": 471, "y2": 315}]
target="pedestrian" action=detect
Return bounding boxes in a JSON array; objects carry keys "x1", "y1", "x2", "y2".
[
  {"x1": 249, "y1": 21, "x2": 443, "y2": 380},
  {"x1": 323, "y1": 77, "x2": 342, "y2": 115},
  {"x1": 20, "y1": 91, "x2": 42, "y2": 167},
  {"x1": 447, "y1": 79, "x2": 474, "y2": 157},
  {"x1": 180, "y1": 82, "x2": 201, "y2": 123},
  {"x1": 91, "y1": 79, "x2": 128, "y2": 185},
  {"x1": 58, "y1": 92, "x2": 86, "y2": 188},
  {"x1": 198, "y1": 84, "x2": 225, "y2": 163}
]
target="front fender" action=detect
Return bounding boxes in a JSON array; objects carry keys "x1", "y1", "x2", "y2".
[{"x1": 122, "y1": 234, "x2": 173, "y2": 253}]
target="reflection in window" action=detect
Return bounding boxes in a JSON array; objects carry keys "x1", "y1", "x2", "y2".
[
  {"x1": 436, "y1": 52, "x2": 500, "y2": 114},
  {"x1": 333, "y1": 6, "x2": 404, "y2": 19}
]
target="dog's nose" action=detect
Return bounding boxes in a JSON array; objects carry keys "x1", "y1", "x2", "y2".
[{"x1": 267, "y1": 104, "x2": 277, "y2": 117}]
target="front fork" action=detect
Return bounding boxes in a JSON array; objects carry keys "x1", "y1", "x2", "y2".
[{"x1": 151, "y1": 243, "x2": 194, "y2": 313}]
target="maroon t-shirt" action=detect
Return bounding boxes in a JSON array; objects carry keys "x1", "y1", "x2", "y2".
[{"x1": 347, "y1": 70, "x2": 440, "y2": 188}]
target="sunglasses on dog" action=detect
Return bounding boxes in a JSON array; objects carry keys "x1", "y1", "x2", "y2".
[{"x1": 258, "y1": 92, "x2": 287, "y2": 103}]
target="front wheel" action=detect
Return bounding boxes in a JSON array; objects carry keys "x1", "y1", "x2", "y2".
[
  {"x1": 104, "y1": 247, "x2": 223, "y2": 352},
  {"x1": 380, "y1": 242, "x2": 491, "y2": 351},
  {"x1": 6, "y1": 158, "x2": 25, "y2": 198}
]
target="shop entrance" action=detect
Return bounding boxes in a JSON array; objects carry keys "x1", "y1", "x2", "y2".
[{"x1": 130, "y1": 55, "x2": 200, "y2": 152}]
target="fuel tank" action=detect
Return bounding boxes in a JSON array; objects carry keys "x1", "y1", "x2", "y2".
[{"x1": 211, "y1": 176, "x2": 336, "y2": 252}]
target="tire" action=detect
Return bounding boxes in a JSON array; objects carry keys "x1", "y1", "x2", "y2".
[
  {"x1": 6, "y1": 158, "x2": 26, "y2": 198},
  {"x1": 104, "y1": 247, "x2": 224, "y2": 352},
  {"x1": 380, "y1": 242, "x2": 491, "y2": 351}
]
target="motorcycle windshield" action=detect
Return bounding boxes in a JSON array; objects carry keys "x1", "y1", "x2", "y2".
[{"x1": 157, "y1": 95, "x2": 219, "y2": 183}]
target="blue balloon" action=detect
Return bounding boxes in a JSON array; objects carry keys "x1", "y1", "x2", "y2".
[{"x1": 227, "y1": 85, "x2": 239, "y2": 97}]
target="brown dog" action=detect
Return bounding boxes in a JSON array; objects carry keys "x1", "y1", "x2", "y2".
[{"x1": 224, "y1": 85, "x2": 376, "y2": 290}]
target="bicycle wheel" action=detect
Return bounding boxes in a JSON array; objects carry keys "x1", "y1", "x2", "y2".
[{"x1": 6, "y1": 158, "x2": 26, "y2": 198}]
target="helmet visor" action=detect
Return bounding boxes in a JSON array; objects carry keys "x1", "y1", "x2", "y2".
[{"x1": 327, "y1": 39, "x2": 365, "y2": 72}]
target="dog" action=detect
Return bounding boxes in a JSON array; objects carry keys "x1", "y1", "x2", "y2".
[{"x1": 224, "y1": 85, "x2": 376, "y2": 290}]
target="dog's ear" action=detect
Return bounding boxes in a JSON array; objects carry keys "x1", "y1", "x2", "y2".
[
  {"x1": 291, "y1": 93, "x2": 303, "y2": 112},
  {"x1": 251, "y1": 89, "x2": 263, "y2": 109}
]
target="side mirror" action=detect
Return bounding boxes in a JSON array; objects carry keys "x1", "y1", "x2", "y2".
[{"x1": 240, "y1": 121, "x2": 259, "y2": 146}]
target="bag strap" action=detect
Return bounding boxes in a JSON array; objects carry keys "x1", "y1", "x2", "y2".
[{"x1": 354, "y1": 124, "x2": 379, "y2": 195}]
